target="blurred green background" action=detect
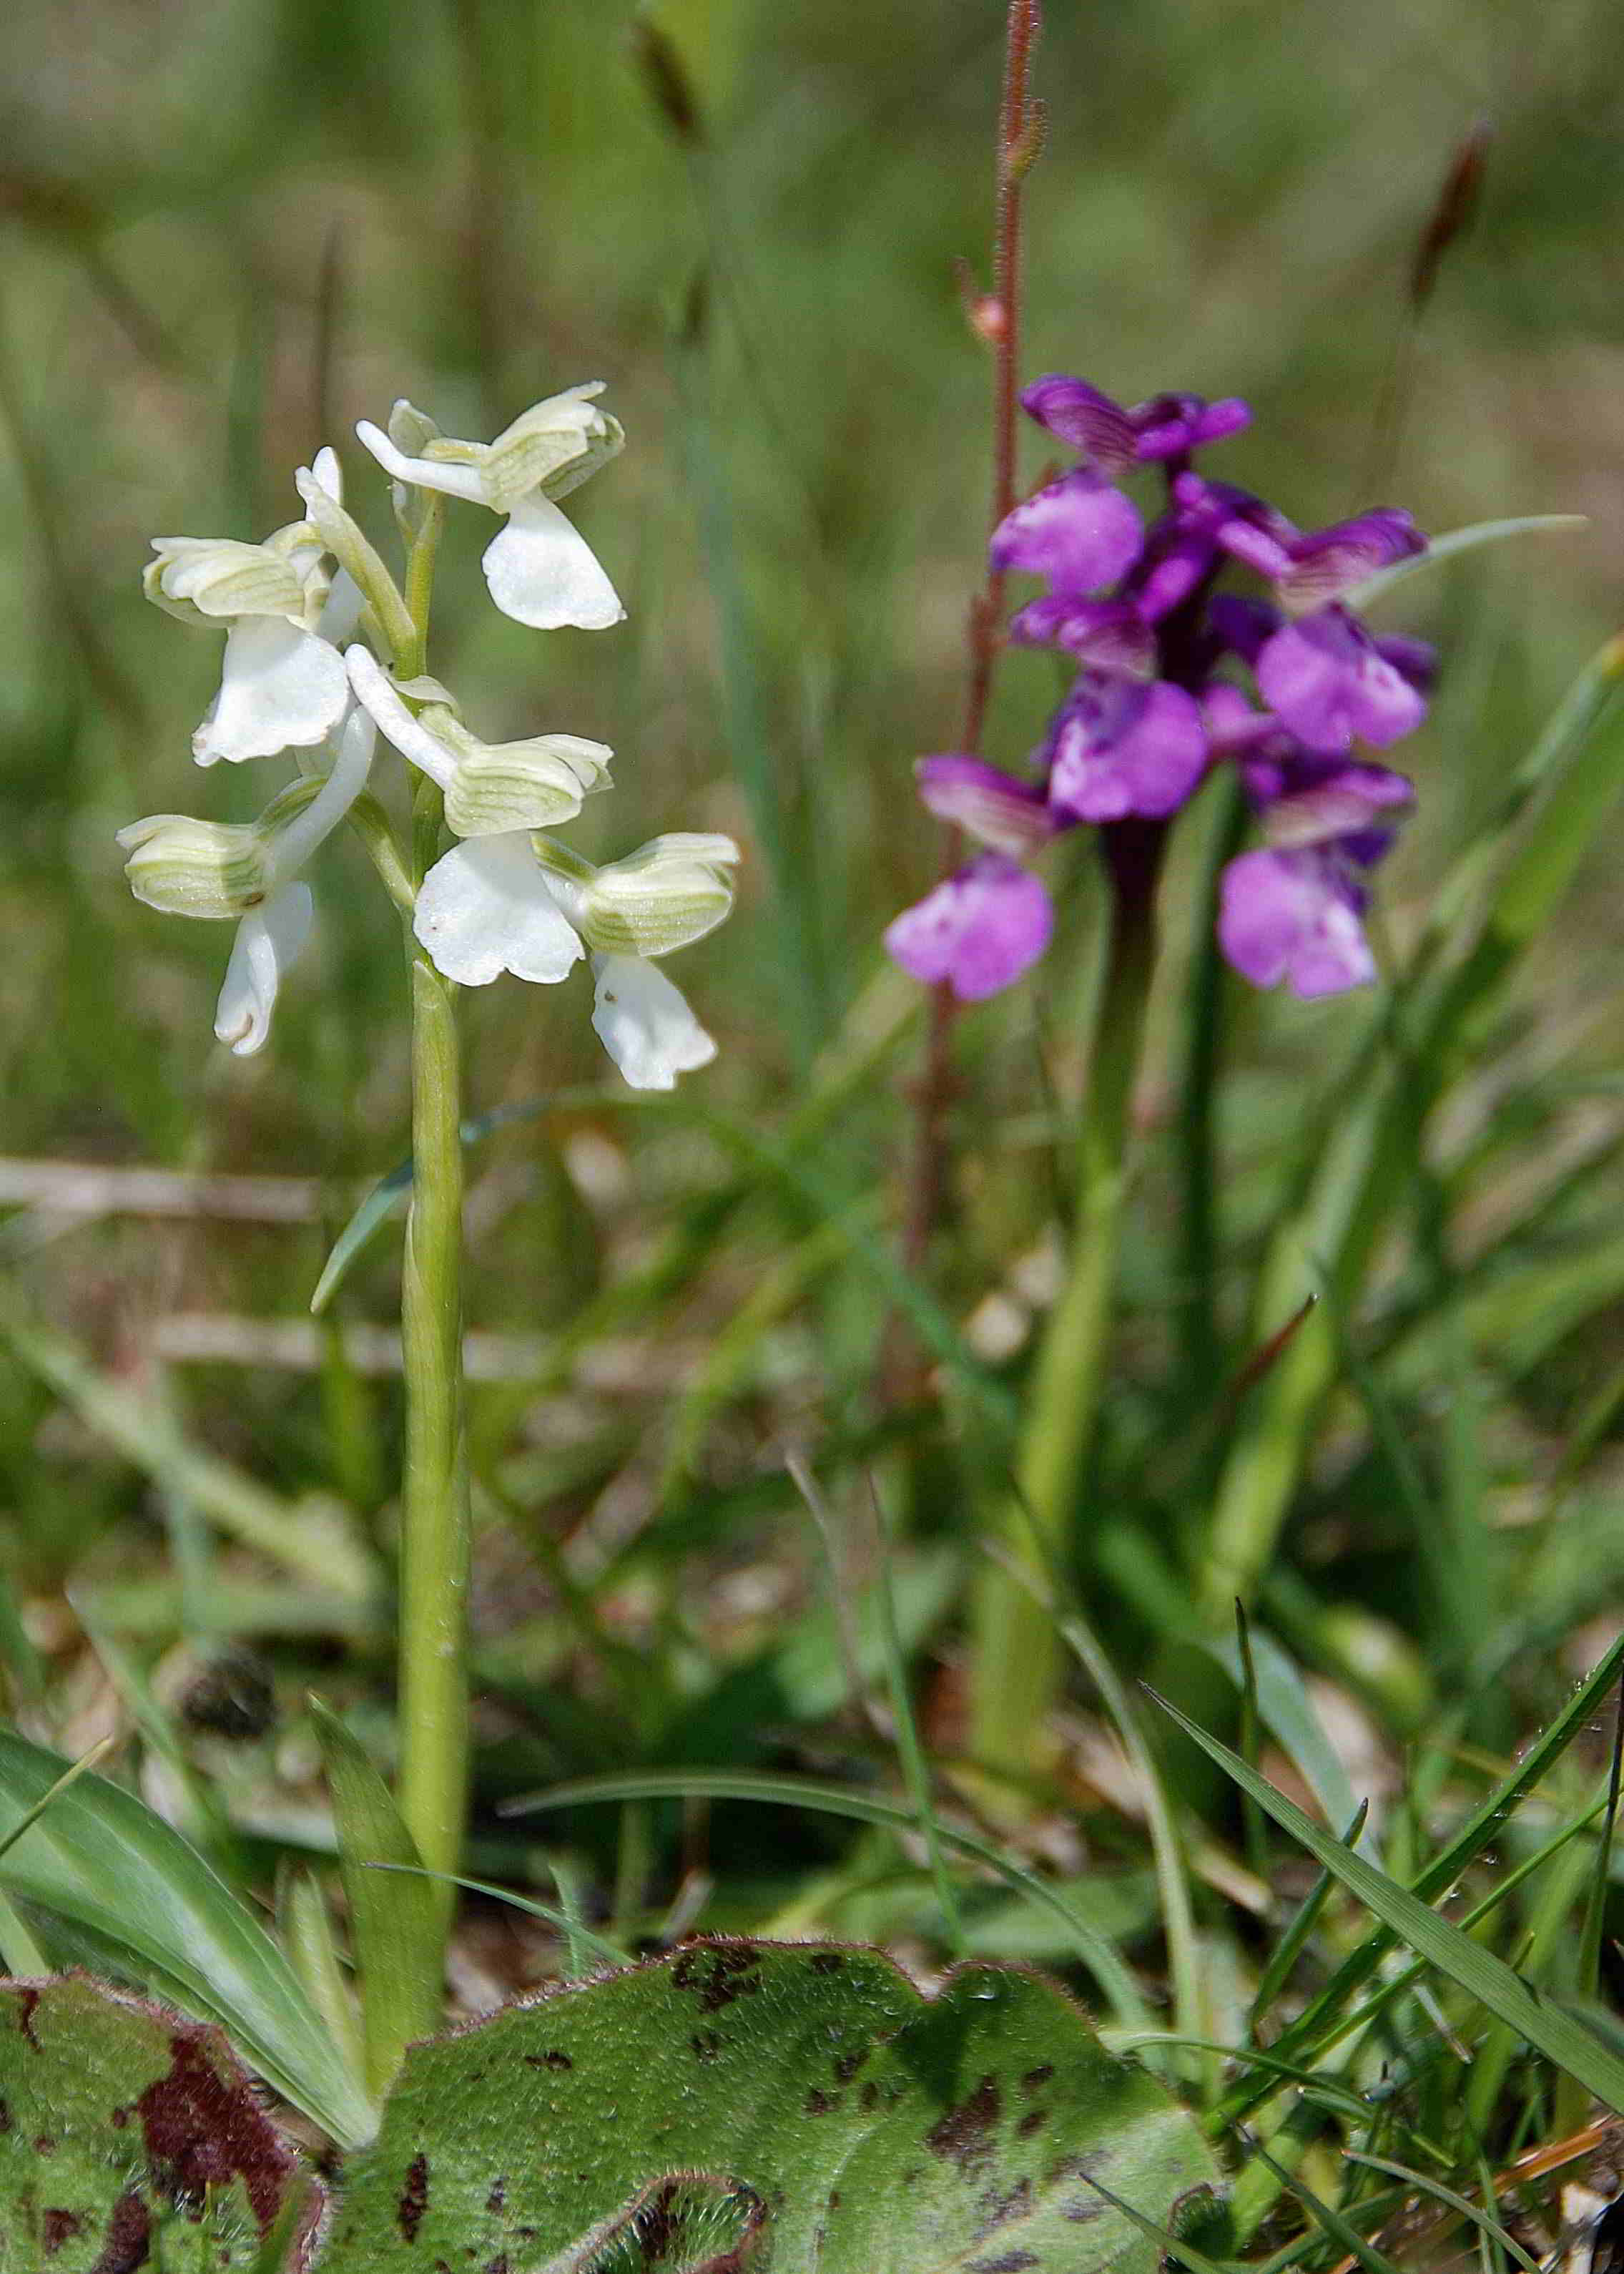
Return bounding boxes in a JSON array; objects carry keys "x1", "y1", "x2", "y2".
[{"x1": 4, "y1": 0, "x2": 1624, "y2": 1789}]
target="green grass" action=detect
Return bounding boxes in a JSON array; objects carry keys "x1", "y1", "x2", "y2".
[{"x1": 4, "y1": 0, "x2": 1624, "y2": 2263}]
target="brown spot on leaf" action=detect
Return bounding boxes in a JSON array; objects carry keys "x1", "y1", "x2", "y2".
[
  {"x1": 0, "y1": 2096, "x2": 9, "y2": 2132},
  {"x1": 42, "y1": 2207, "x2": 83, "y2": 2255},
  {"x1": 1017, "y1": 2107, "x2": 1046, "y2": 2138},
  {"x1": 15, "y1": 1989, "x2": 42, "y2": 2053},
  {"x1": 1018, "y1": 2065, "x2": 1053, "y2": 2097},
  {"x1": 109, "y1": 2105, "x2": 133, "y2": 2130},
  {"x1": 968, "y1": 2255, "x2": 1039, "y2": 2273},
  {"x1": 670, "y1": 1944, "x2": 764, "y2": 2014},
  {"x1": 486, "y1": 2177, "x2": 506, "y2": 2215},
  {"x1": 33, "y1": 2135, "x2": 57, "y2": 2155},
  {"x1": 809, "y1": 1952, "x2": 844, "y2": 1974},
  {"x1": 860, "y1": 2082, "x2": 879, "y2": 2114},
  {"x1": 832, "y1": 2050, "x2": 864, "y2": 2084},
  {"x1": 804, "y1": 2087, "x2": 840, "y2": 2115},
  {"x1": 88, "y1": 2192, "x2": 152, "y2": 2274},
  {"x1": 925, "y1": 2074, "x2": 1001, "y2": 2174},
  {"x1": 397, "y1": 2152, "x2": 430, "y2": 2243},
  {"x1": 975, "y1": 2177, "x2": 1034, "y2": 2235},
  {"x1": 483, "y1": 2258, "x2": 509, "y2": 2274},
  {"x1": 691, "y1": 2030, "x2": 724, "y2": 2063},
  {"x1": 137, "y1": 2031, "x2": 290, "y2": 2230},
  {"x1": 523, "y1": 2050, "x2": 572, "y2": 2071}
]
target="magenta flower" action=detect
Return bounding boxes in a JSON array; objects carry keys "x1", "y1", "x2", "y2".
[
  {"x1": 1219, "y1": 847, "x2": 1379, "y2": 998},
  {"x1": 989, "y1": 470, "x2": 1143, "y2": 593},
  {"x1": 884, "y1": 853, "x2": 1054, "y2": 1001},
  {"x1": 1256, "y1": 604, "x2": 1429, "y2": 753},
  {"x1": 885, "y1": 367, "x2": 1433, "y2": 1007},
  {"x1": 1045, "y1": 670, "x2": 1208, "y2": 823}
]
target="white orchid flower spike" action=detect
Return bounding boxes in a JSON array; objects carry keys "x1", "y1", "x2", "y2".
[
  {"x1": 355, "y1": 389, "x2": 625, "y2": 632},
  {"x1": 410, "y1": 825, "x2": 737, "y2": 1090},
  {"x1": 117, "y1": 700, "x2": 376, "y2": 1055},
  {"x1": 144, "y1": 448, "x2": 360, "y2": 767}
]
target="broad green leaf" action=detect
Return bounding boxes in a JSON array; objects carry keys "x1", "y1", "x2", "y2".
[
  {"x1": 320, "y1": 1939, "x2": 1221, "y2": 2271},
  {"x1": 310, "y1": 1701, "x2": 439, "y2": 2094},
  {"x1": 1151, "y1": 1692, "x2": 1624, "y2": 2113},
  {"x1": 0, "y1": 1729, "x2": 375, "y2": 2147},
  {"x1": 0, "y1": 1973, "x2": 321, "y2": 2270}
]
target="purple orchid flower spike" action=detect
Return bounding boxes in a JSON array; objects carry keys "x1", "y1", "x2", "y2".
[
  {"x1": 915, "y1": 755, "x2": 1056, "y2": 856},
  {"x1": 884, "y1": 853, "x2": 1054, "y2": 1001},
  {"x1": 1045, "y1": 669, "x2": 1209, "y2": 823},
  {"x1": 989, "y1": 470, "x2": 1143, "y2": 593}
]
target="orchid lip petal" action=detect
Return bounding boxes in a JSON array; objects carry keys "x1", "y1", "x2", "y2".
[
  {"x1": 192, "y1": 617, "x2": 350, "y2": 766},
  {"x1": 884, "y1": 853, "x2": 1053, "y2": 1001},
  {"x1": 412, "y1": 835, "x2": 585, "y2": 987},
  {"x1": 591, "y1": 954, "x2": 717, "y2": 1089},
  {"x1": 481, "y1": 491, "x2": 625, "y2": 630},
  {"x1": 214, "y1": 884, "x2": 315, "y2": 1055}
]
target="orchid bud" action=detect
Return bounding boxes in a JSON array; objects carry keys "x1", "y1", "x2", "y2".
[{"x1": 437, "y1": 715, "x2": 613, "y2": 837}]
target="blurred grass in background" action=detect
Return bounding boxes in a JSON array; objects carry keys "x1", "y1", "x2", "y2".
[{"x1": 5, "y1": 0, "x2": 1624, "y2": 2210}]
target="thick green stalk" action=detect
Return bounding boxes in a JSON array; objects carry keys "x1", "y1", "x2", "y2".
[
  {"x1": 393, "y1": 497, "x2": 468, "y2": 2011},
  {"x1": 968, "y1": 841, "x2": 1159, "y2": 1770}
]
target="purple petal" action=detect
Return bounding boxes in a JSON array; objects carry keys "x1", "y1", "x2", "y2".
[
  {"x1": 1260, "y1": 761, "x2": 1413, "y2": 848},
  {"x1": 1130, "y1": 392, "x2": 1252, "y2": 460},
  {"x1": 1204, "y1": 682, "x2": 1281, "y2": 755},
  {"x1": 1278, "y1": 509, "x2": 1427, "y2": 610},
  {"x1": 990, "y1": 470, "x2": 1143, "y2": 592},
  {"x1": 1171, "y1": 474, "x2": 1299, "y2": 582},
  {"x1": 1047, "y1": 670, "x2": 1209, "y2": 823},
  {"x1": 1019, "y1": 376, "x2": 1138, "y2": 474},
  {"x1": 1208, "y1": 593, "x2": 1283, "y2": 666},
  {"x1": 1256, "y1": 604, "x2": 1428, "y2": 753},
  {"x1": 915, "y1": 755, "x2": 1056, "y2": 856},
  {"x1": 1376, "y1": 632, "x2": 1437, "y2": 693},
  {"x1": 884, "y1": 855, "x2": 1053, "y2": 1001},
  {"x1": 1007, "y1": 595, "x2": 1155, "y2": 674},
  {"x1": 1218, "y1": 847, "x2": 1376, "y2": 998},
  {"x1": 1130, "y1": 526, "x2": 1219, "y2": 621}
]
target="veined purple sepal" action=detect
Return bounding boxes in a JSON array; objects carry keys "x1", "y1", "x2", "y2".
[
  {"x1": 1019, "y1": 376, "x2": 1139, "y2": 474},
  {"x1": 990, "y1": 469, "x2": 1143, "y2": 593},
  {"x1": 1045, "y1": 669, "x2": 1209, "y2": 823},
  {"x1": 1007, "y1": 595, "x2": 1156, "y2": 674},
  {"x1": 915, "y1": 755, "x2": 1057, "y2": 856},
  {"x1": 884, "y1": 853, "x2": 1054, "y2": 1001},
  {"x1": 1276, "y1": 509, "x2": 1426, "y2": 612}
]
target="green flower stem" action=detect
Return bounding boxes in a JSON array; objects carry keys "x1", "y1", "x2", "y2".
[
  {"x1": 393, "y1": 494, "x2": 468, "y2": 2013},
  {"x1": 968, "y1": 833, "x2": 1161, "y2": 1772}
]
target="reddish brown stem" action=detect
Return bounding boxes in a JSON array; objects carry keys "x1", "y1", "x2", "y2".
[{"x1": 899, "y1": 0, "x2": 1041, "y2": 1287}]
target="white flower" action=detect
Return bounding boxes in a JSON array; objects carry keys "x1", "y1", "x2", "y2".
[
  {"x1": 118, "y1": 701, "x2": 376, "y2": 1055},
  {"x1": 145, "y1": 449, "x2": 358, "y2": 767},
  {"x1": 412, "y1": 835, "x2": 586, "y2": 987},
  {"x1": 411, "y1": 826, "x2": 737, "y2": 1089},
  {"x1": 355, "y1": 389, "x2": 625, "y2": 632},
  {"x1": 590, "y1": 955, "x2": 717, "y2": 1089},
  {"x1": 344, "y1": 644, "x2": 611, "y2": 836}
]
